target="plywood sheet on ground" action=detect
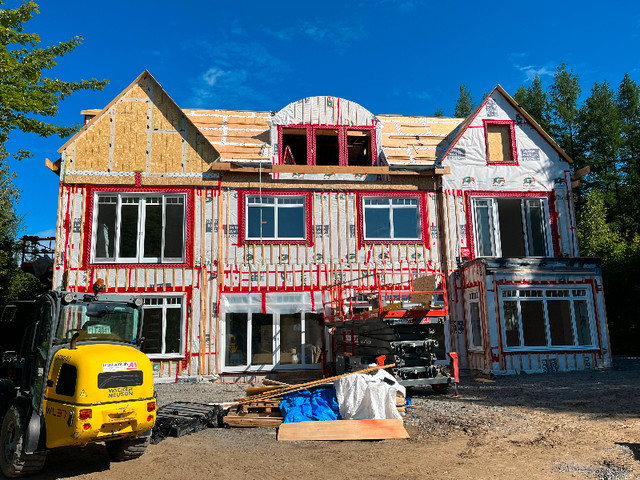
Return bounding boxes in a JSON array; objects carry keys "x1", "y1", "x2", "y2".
[{"x1": 277, "y1": 419, "x2": 409, "y2": 441}]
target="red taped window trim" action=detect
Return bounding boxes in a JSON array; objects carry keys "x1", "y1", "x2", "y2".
[
  {"x1": 277, "y1": 124, "x2": 377, "y2": 166},
  {"x1": 237, "y1": 189, "x2": 314, "y2": 246},
  {"x1": 464, "y1": 190, "x2": 559, "y2": 260},
  {"x1": 356, "y1": 190, "x2": 430, "y2": 249},
  {"x1": 483, "y1": 119, "x2": 518, "y2": 166},
  {"x1": 83, "y1": 186, "x2": 195, "y2": 269}
]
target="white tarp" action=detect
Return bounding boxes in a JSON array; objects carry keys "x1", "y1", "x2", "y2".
[{"x1": 334, "y1": 369, "x2": 406, "y2": 421}]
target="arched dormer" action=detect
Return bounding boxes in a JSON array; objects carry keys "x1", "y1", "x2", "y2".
[{"x1": 271, "y1": 96, "x2": 379, "y2": 167}]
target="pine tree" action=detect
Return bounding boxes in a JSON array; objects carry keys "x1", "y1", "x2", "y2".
[
  {"x1": 549, "y1": 63, "x2": 582, "y2": 164},
  {"x1": 433, "y1": 108, "x2": 444, "y2": 117},
  {"x1": 454, "y1": 84, "x2": 474, "y2": 117}
]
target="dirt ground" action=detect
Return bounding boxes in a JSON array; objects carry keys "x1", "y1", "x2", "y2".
[{"x1": 20, "y1": 357, "x2": 640, "y2": 480}]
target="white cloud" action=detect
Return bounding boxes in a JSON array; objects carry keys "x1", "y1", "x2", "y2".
[{"x1": 263, "y1": 20, "x2": 366, "y2": 47}]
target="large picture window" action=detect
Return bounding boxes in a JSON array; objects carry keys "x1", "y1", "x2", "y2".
[
  {"x1": 500, "y1": 287, "x2": 594, "y2": 350},
  {"x1": 471, "y1": 196, "x2": 550, "y2": 257},
  {"x1": 141, "y1": 296, "x2": 183, "y2": 357},
  {"x1": 93, "y1": 192, "x2": 186, "y2": 264},
  {"x1": 361, "y1": 196, "x2": 422, "y2": 241}
]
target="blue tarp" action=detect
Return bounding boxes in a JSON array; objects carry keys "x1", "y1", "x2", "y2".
[{"x1": 279, "y1": 387, "x2": 342, "y2": 423}]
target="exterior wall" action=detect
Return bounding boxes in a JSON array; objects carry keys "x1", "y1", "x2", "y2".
[
  {"x1": 53, "y1": 177, "x2": 444, "y2": 379},
  {"x1": 439, "y1": 89, "x2": 607, "y2": 373},
  {"x1": 459, "y1": 260, "x2": 611, "y2": 374}
]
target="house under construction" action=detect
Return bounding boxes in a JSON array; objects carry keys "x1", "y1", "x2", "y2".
[{"x1": 47, "y1": 71, "x2": 611, "y2": 381}]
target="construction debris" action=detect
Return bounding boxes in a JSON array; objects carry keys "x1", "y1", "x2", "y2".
[{"x1": 152, "y1": 402, "x2": 224, "y2": 443}]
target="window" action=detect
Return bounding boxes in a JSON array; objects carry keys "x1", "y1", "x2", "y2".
[
  {"x1": 362, "y1": 196, "x2": 421, "y2": 241},
  {"x1": 471, "y1": 197, "x2": 550, "y2": 257},
  {"x1": 240, "y1": 191, "x2": 312, "y2": 245},
  {"x1": 247, "y1": 196, "x2": 305, "y2": 240},
  {"x1": 141, "y1": 297, "x2": 183, "y2": 357},
  {"x1": 93, "y1": 192, "x2": 186, "y2": 264},
  {"x1": 465, "y1": 291, "x2": 483, "y2": 349},
  {"x1": 484, "y1": 120, "x2": 517, "y2": 164},
  {"x1": 279, "y1": 125, "x2": 375, "y2": 166},
  {"x1": 224, "y1": 311, "x2": 323, "y2": 369},
  {"x1": 500, "y1": 288, "x2": 594, "y2": 350}
]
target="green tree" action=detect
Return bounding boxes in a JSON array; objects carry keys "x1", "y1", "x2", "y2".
[
  {"x1": 577, "y1": 81, "x2": 622, "y2": 200},
  {"x1": 433, "y1": 108, "x2": 444, "y2": 117},
  {"x1": 577, "y1": 190, "x2": 640, "y2": 354},
  {"x1": 454, "y1": 84, "x2": 474, "y2": 117},
  {"x1": 549, "y1": 63, "x2": 582, "y2": 164},
  {"x1": 515, "y1": 75, "x2": 550, "y2": 131},
  {"x1": 0, "y1": 1, "x2": 107, "y2": 304},
  {"x1": 617, "y1": 73, "x2": 640, "y2": 235}
]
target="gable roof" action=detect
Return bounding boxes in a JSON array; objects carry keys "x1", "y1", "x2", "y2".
[
  {"x1": 439, "y1": 84, "x2": 573, "y2": 164},
  {"x1": 57, "y1": 70, "x2": 206, "y2": 157}
]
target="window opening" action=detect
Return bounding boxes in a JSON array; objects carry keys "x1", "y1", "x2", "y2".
[
  {"x1": 468, "y1": 302, "x2": 483, "y2": 349},
  {"x1": 472, "y1": 197, "x2": 550, "y2": 257},
  {"x1": 94, "y1": 193, "x2": 186, "y2": 264},
  {"x1": 486, "y1": 122, "x2": 514, "y2": 163},
  {"x1": 281, "y1": 128, "x2": 308, "y2": 165},
  {"x1": 251, "y1": 313, "x2": 274, "y2": 366},
  {"x1": 363, "y1": 197, "x2": 420, "y2": 240},
  {"x1": 500, "y1": 288, "x2": 594, "y2": 350},
  {"x1": 246, "y1": 195, "x2": 305, "y2": 240},
  {"x1": 347, "y1": 130, "x2": 371, "y2": 166},
  {"x1": 315, "y1": 129, "x2": 340, "y2": 166},
  {"x1": 225, "y1": 313, "x2": 248, "y2": 367},
  {"x1": 141, "y1": 296, "x2": 183, "y2": 356}
]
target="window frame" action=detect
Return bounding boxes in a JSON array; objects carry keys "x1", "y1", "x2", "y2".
[
  {"x1": 86, "y1": 187, "x2": 193, "y2": 268},
  {"x1": 483, "y1": 119, "x2": 518, "y2": 166},
  {"x1": 357, "y1": 191, "x2": 429, "y2": 247},
  {"x1": 238, "y1": 190, "x2": 314, "y2": 246},
  {"x1": 465, "y1": 289, "x2": 484, "y2": 352},
  {"x1": 498, "y1": 286, "x2": 597, "y2": 352},
  {"x1": 222, "y1": 310, "x2": 323, "y2": 372},
  {"x1": 277, "y1": 124, "x2": 377, "y2": 166},
  {"x1": 140, "y1": 295, "x2": 185, "y2": 359},
  {"x1": 465, "y1": 191, "x2": 558, "y2": 259}
]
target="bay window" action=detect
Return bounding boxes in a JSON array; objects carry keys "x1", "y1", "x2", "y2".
[{"x1": 501, "y1": 288, "x2": 594, "y2": 349}]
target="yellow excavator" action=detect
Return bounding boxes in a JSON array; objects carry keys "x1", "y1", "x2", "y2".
[{"x1": 0, "y1": 285, "x2": 156, "y2": 477}]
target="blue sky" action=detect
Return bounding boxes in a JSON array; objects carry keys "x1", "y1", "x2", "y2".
[{"x1": 5, "y1": 0, "x2": 640, "y2": 237}]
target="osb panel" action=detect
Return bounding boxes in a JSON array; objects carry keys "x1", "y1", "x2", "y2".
[
  {"x1": 151, "y1": 93, "x2": 184, "y2": 132},
  {"x1": 381, "y1": 136, "x2": 443, "y2": 149},
  {"x1": 112, "y1": 101, "x2": 148, "y2": 172},
  {"x1": 72, "y1": 113, "x2": 111, "y2": 171},
  {"x1": 200, "y1": 133, "x2": 224, "y2": 143},
  {"x1": 486, "y1": 124, "x2": 511, "y2": 163},
  {"x1": 216, "y1": 144, "x2": 265, "y2": 155},
  {"x1": 427, "y1": 121, "x2": 462, "y2": 136},
  {"x1": 396, "y1": 125, "x2": 430, "y2": 135},
  {"x1": 150, "y1": 132, "x2": 183, "y2": 174},
  {"x1": 124, "y1": 82, "x2": 148, "y2": 99},
  {"x1": 186, "y1": 127, "x2": 218, "y2": 173},
  {"x1": 224, "y1": 117, "x2": 270, "y2": 128}
]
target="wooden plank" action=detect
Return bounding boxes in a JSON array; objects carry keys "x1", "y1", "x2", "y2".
[
  {"x1": 277, "y1": 419, "x2": 409, "y2": 441},
  {"x1": 223, "y1": 415, "x2": 283, "y2": 428}
]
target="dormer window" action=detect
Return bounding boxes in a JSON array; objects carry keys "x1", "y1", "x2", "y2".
[{"x1": 278, "y1": 125, "x2": 375, "y2": 166}]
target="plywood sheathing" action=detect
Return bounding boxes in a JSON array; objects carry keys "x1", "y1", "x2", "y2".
[
  {"x1": 377, "y1": 115, "x2": 461, "y2": 165},
  {"x1": 59, "y1": 71, "x2": 219, "y2": 178},
  {"x1": 186, "y1": 109, "x2": 271, "y2": 163}
]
